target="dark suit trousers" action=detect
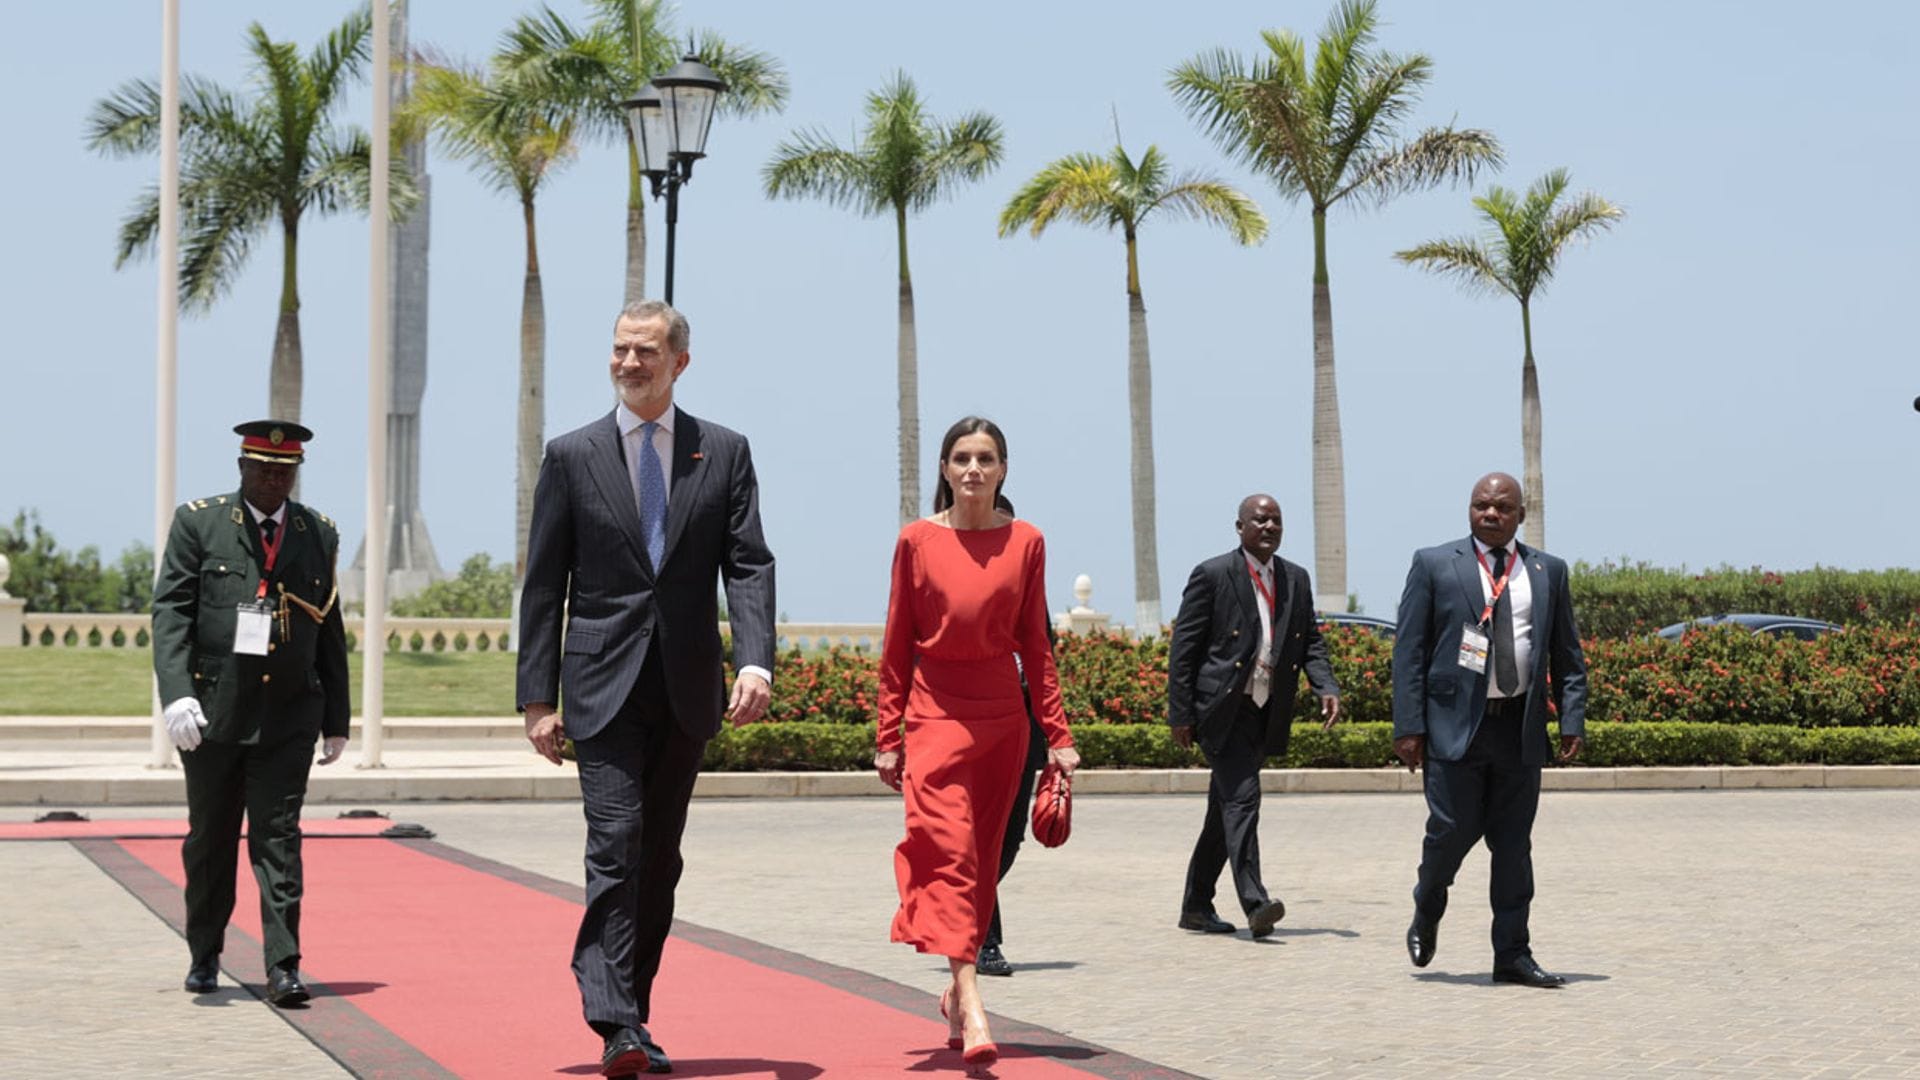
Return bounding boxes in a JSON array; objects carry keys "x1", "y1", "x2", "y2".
[
  {"x1": 1183, "y1": 696, "x2": 1271, "y2": 917},
  {"x1": 179, "y1": 733, "x2": 314, "y2": 970},
  {"x1": 984, "y1": 714, "x2": 1047, "y2": 949},
  {"x1": 572, "y1": 656, "x2": 707, "y2": 1031},
  {"x1": 1413, "y1": 703, "x2": 1542, "y2": 964}
]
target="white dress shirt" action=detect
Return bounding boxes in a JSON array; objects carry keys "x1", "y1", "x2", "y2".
[
  {"x1": 1473, "y1": 537, "x2": 1533, "y2": 698},
  {"x1": 1242, "y1": 551, "x2": 1277, "y2": 705},
  {"x1": 615, "y1": 400, "x2": 674, "y2": 503}
]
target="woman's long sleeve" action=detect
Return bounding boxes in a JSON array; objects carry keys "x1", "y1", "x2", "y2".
[
  {"x1": 1018, "y1": 533, "x2": 1073, "y2": 749},
  {"x1": 875, "y1": 532, "x2": 916, "y2": 753}
]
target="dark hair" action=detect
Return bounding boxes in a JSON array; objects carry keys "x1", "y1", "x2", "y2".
[{"x1": 932, "y1": 416, "x2": 1008, "y2": 513}]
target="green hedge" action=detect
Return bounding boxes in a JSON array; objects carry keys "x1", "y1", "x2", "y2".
[
  {"x1": 766, "y1": 626, "x2": 1920, "y2": 731},
  {"x1": 1571, "y1": 562, "x2": 1920, "y2": 637},
  {"x1": 704, "y1": 721, "x2": 1920, "y2": 771}
]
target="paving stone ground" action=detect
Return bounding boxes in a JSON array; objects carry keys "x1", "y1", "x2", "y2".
[{"x1": 4, "y1": 788, "x2": 1918, "y2": 1078}]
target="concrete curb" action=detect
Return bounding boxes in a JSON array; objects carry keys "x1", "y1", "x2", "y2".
[{"x1": 2, "y1": 764, "x2": 1916, "y2": 806}]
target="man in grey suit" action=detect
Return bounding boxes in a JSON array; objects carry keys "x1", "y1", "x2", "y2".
[
  {"x1": 1169, "y1": 494, "x2": 1340, "y2": 939},
  {"x1": 1392, "y1": 472, "x2": 1586, "y2": 988},
  {"x1": 518, "y1": 300, "x2": 775, "y2": 1075}
]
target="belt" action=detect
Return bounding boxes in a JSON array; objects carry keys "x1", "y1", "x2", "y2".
[{"x1": 1483, "y1": 693, "x2": 1528, "y2": 719}]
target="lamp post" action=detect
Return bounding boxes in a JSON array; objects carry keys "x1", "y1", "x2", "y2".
[
  {"x1": 622, "y1": 54, "x2": 725, "y2": 305},
  {"x1": 622, "y1": 53, "x2": 727, "y2": 305}
]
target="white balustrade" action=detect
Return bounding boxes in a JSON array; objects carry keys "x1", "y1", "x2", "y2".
[{"x1": 4, "y1": 570, "x2": 1115, "y2": 650}]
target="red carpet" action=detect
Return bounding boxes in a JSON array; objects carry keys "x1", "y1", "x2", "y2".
[
  {"x1": 0, "y1": 816, "x2": 401, "y2": 841},
  {"x1": 95, "y1": 834, "x2": 1189, "y2": 1079}
]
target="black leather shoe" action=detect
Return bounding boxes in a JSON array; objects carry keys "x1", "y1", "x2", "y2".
[
  {"x1": 1492, "y1": 956, "x2": 1567, "y2": 988},
  {"x1": 184, "y1": 958, "x2": 219, "y2": 994},
  {"x1": 1247, "y1": 898, "x2": 1287, "y2": 939},
  {"x1": 602, "y1": 1026, "x2": 672, "y2": 1075},
  {"x1": 976, "y1": 942, "x2": 1013, "y2": 977},
  {"x1": 266, "y1": 963, "x2": 310, "y2": 1007},
  {"x1": 1177, "y1": 910, "x2": 1235, "y2": 934},
  {"x1": 1406, "y1": 914, "x2": 1437, "y2": 968}
]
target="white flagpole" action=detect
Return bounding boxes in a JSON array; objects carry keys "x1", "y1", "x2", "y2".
[
  {"x1": 361, "y1": 0, "x2": 391, "y2": 768},
  {"x1": 149, "y1": 0, "x2": 180, "y2": 769}
]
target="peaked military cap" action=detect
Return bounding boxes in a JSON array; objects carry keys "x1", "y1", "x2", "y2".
[{"x1": 235, "y1": 419, "x2": 313, "y2": 464}]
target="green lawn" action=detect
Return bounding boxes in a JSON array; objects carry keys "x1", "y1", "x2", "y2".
[{"x1": 0, "y1": 649, "x2": 516, "y2": 716}]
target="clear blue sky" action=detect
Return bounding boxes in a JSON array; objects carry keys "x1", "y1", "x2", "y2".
[{"x1": 2, "y1": 1, "x2": 1915, "y2": 623}]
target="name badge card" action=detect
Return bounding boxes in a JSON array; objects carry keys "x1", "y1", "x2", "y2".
[
  {"x1": 233, "y1": 603, "x2": 272, "y2": 656},
  {"x1": 1457, "y1": 623, "x2": 1489, "y2": 674}
]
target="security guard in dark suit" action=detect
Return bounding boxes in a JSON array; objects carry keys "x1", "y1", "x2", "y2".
[{"x1": 152, "y1": 420, "x2": 350, "y2": 1005}]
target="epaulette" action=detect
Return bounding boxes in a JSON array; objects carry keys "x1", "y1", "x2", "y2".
[{"x1": 182, "y1": 494, "x2": 231, "y2": 513}]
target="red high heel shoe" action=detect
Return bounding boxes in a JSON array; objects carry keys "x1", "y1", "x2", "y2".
[
  {"x1": 961, "y1": 1002, "x2": 997, "y2": 1068},
  {"x1": 938, "y1": 985, "x2": 963, "y2": 1050}
]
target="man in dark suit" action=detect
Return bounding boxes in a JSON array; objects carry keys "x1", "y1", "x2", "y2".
[
  {"x1": 518, "y1": 300, "x2": 775, "y2": 1076},
  {"x1": 1169, "y1": 494, "x2": 1340, "y2": 939},
  {"x1": 152, "y1": 420, "x2": 350, "y2": 1006},
  {"x1": 1392, "y1": 471, "x2": 1587, "y2": 988}
]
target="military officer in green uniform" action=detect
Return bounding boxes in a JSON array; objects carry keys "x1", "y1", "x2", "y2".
[{"x1": 152, "y1": 420, "x2": 350, "y2": 1006}]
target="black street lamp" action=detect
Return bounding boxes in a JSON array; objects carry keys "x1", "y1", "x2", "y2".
[{"x1": 621, "y1": 53, "x2": 728, "y2": 305}]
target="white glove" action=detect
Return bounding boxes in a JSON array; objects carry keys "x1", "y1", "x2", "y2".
[
  {"x1": 163, "y1": 697, "x2": 208, "y2": 751},
  {"x1": 317, "y1": 736, "x2": 348, "y2": 765}
]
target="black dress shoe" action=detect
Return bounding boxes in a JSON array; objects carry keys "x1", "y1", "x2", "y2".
[
  {"x1": 976, "y1": 942, "x2": 1013, "y2": 977},
  {"x1": 1492, "y1": 956, "x2": 1567, "y2": 988},
  {"x1": 602, "y1": 1026, "x2": 672, "y2": 1075},
  {"x1": 1177, "y1": 910, "x2": 1235, "y2": 934},
  {"x1": 184, "y1": 959, "x2": 219, "y2": 994},
  {"x1": 1406, "y1": 914, "x2": 1437, "y2": 968},
  {"x1": 1247, "y1": 898, "x2": 1287, "y2": 939},
  {"x1": 266, "y1": 963, "x2": 310, "y2": 1007}
]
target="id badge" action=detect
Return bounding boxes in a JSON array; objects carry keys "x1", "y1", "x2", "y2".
[
  {"x1": 1457, "y1": 624, "x2": 1489, "y2": 674},
  {"x1": 233, "y1": 602, "x2": 272, "y2": 656}
]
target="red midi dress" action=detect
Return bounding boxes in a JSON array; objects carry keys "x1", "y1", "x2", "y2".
[{"x1": 877, "y1": 518, "x2": 1074, "y2": 962}]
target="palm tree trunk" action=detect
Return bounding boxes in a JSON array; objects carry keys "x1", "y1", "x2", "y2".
[
  {"x1": 623, "y1": 136, "x2": 647, "y2": 304},
  {"x1": 1519, "y1": 298, "x2": 1544, "y2": 550},
  {"x1": 895, "y1": 203, "x2": 920, "y2": 525},
  {"x1": 516, "y1": 196, "x2": 545, "y2": 583},
  {"x1": 268, "y1": 215, "x2": 303, "y2": 423},
  {"x1": 1309, "y1": 209, "x2": 1347, "y2": 612},
  {"x1": 1124, "y1": 232, "x2": 1162, "y2": 633}
]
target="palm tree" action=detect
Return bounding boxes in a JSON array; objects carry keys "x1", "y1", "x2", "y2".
[
  {"x1": 495, "y1": 1, "x2": 787, "y2": 303},
  {"x1": 999, "y1": 139, "x2": 1267, "y2": 631},
  {"x1": 1170, "y1": 0, "x2": 1502, "y2": 610},
  {"x1": 1396, "y1": 169, "x2": 1623, "y2": 549},
  {"x1": 765, "y1": 74, "x2": 1004, "y2": 525},
  {"x1": 86, "y1": 6, "x2": 407, "y2": 425},
  {"x1": 399, "y1": 56, "x2": 576, "y2": 583}
]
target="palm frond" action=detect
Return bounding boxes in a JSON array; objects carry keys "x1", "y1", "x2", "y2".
[
  {"x1": 1149, "y1": 176, "x2": 1269, "y2": 245},
  {"x1": 693, "y1": 31, "x2": 789, "y2": 118},
  {"x1": 762, "y1": 129, "x2": 876, "y2": 213},
  {"x1": 998, "y1": 152, "x2": 1119, "y2": 237},
  {"x1": 176, "y1": 161, "x2": 277, "y2": 311},
  {"x1": 86, "y1": 79, "x2": 165, "y2": 156},
  {"x1": 305, "y1": 5, "x2": 373, "y2": 108},
  {"x1": 1336, "y1": 125, "x2": 1502, "y2": 207},
  {"x1": 494, "y1": 8, "x2": 629, "y2": 143},
  {"x1": 911, "y1": 111, "x2": 1004, "y2": 210},
  {"x1": 1394, "y1": 236, "x2": 1511, "y2": 298}
]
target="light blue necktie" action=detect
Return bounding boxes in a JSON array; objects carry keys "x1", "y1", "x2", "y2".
[{"x1": 636, "y1": 420, "x2": 667, "y2": 569}]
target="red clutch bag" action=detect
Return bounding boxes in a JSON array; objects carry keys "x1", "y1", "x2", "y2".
[{"x1": 1030, "y1": 761, "x2": 1072, "y2": 848}]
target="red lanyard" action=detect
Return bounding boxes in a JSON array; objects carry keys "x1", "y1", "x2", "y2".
[
  {"x1": 1246, "y1": 559, "x2": 1275, "y2": 618},
  {"x1": 255, "y1": 519, "x2": 283, "y2": 601},
  {"x1": 1473, "y1": 545, "x2": 1514, "y2": 626}
]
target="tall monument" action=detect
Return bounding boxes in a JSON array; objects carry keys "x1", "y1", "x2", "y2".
[{"x1": 345, "y1": 0, "x2": 442, "y2": 606}]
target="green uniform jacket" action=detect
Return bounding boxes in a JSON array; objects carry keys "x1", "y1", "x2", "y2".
[{"x1": 152, "y1": 493, "x2": 350, "y2": 745}]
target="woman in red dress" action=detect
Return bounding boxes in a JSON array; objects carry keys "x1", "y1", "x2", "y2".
[{"x1": 875, "y1": 416, "x2": 1079, "y2": 1068}]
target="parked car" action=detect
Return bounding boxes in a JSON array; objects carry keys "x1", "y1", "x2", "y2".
[
  {"x1": 1655, "y1": 613, "x2": 1843, "y2": 641},
  {"x1": 1318, "y1": 613, "x2": 1397, "y2": 640}
]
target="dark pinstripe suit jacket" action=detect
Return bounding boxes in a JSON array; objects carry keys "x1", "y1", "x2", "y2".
[{"x1": 516, "y1": 406, "x2": 776, "y2": 742}]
